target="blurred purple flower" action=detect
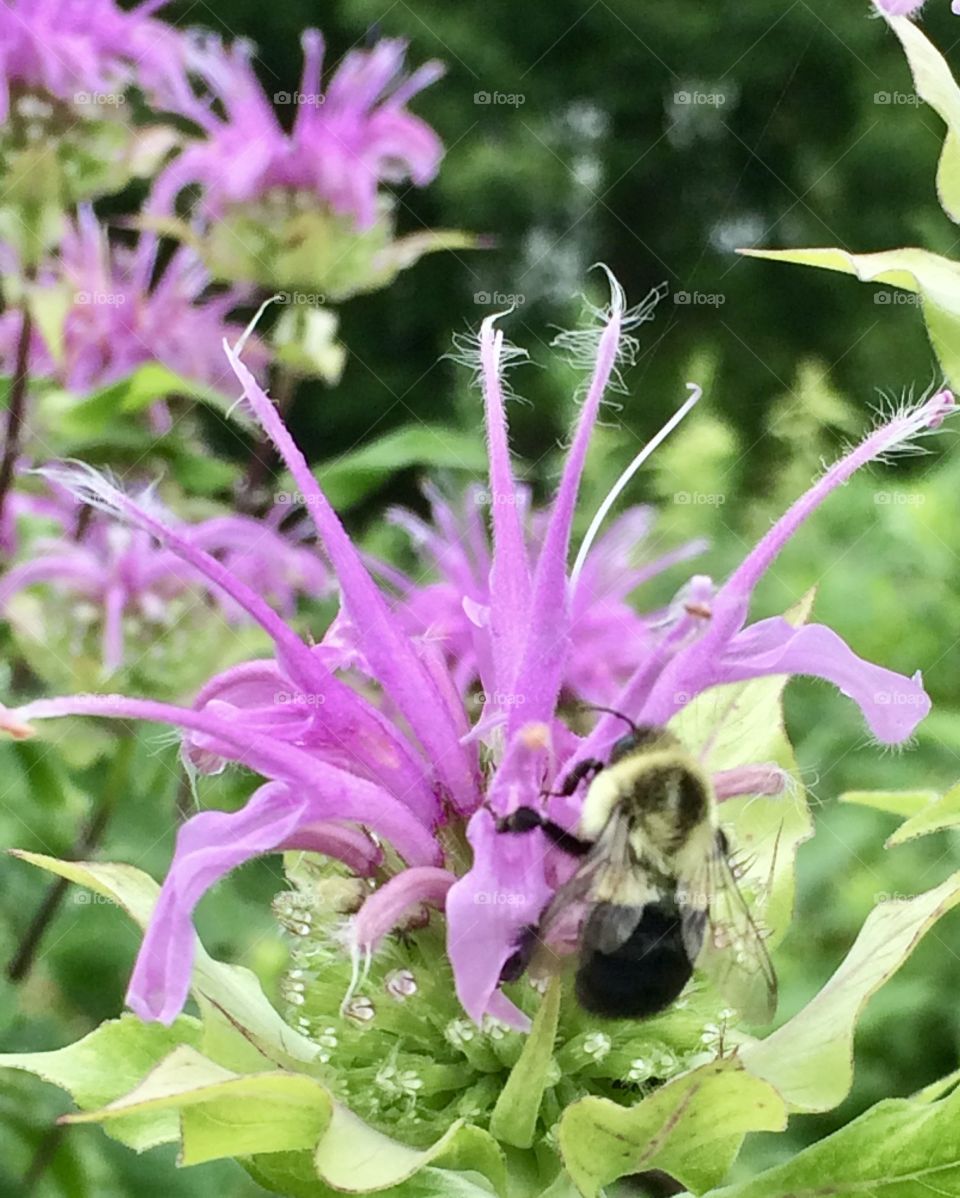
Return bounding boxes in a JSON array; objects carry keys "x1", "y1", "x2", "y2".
[
  {"x1": 150, "y1": 32, "x2": 444, "y2": 230},
  {"x1": 0, "y1": 476, "x2": 328, "y2": 673},
  {"x1": 0, "y1": 0, "x2": 197, "y2": 119},
  {"x1": 380, "y1": 484, "x2": 707, "y2": 704},
  {"x1": 0, "y1": 276, "x2": 945, "y2": 1029},
  {"x1": 0, "y1": 207, "x2": 262, "y2": 408}
]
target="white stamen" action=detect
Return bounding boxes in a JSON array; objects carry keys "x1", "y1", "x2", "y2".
[
  {"x1": 570, "y1": 382, "x2": 703, "y2": 587},
  {"x1": 233, "y1": 293, "x2": 284, "y2": 358}
]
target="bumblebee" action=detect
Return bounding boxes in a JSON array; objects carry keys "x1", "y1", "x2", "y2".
[{"x1": 496, "y1": 717, "x2": 776, "y2": 1022}]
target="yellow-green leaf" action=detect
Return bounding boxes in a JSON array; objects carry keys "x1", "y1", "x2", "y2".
[
  {"x1": 62, "y1": 1045, "x2": 333, "y2": 1166},
  {"x1": 314, "y1": 1107, "x2": 506, "y2": 1196},
  {"x1": 557, "y1": 1057, "x2": 787, "y2": 1198},
  {"x1": 0, "y1": 1014, "x2": 200, "y2": 1151},
  {"x1": 881, "y1": 12, "x2": 960, "y2": 223},
  {"x1": 741, "y1": 872, "x2": 960, "y2": 1112}
]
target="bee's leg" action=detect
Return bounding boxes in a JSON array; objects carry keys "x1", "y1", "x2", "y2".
[
  {"x1": 499, "y1": 924, "x2": 540, "y2": 983},
  {"x1": 495, "y1": 806, "x2": 593, "y2": 857},
  {"x1": 549, "y1": 757, "x2": 605, "y2": 798}
]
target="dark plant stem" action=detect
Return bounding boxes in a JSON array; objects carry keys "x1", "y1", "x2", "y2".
[
  {"x1": 7, "y1": 735, "x2": 135, "y2": 983},
  {"x1": 239, "y1": 366, "x2": 297, "y2": 513},
  {"x1": 0, "y1": 302, "x2": 33, "y2": 539},
  {"x1": 22, "y1": 1124, "x2": 67, "y2": 1193}
]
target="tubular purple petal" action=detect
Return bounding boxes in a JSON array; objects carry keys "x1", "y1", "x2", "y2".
[
  {"x1": 225, "y1": 344, "x2": 480, "y2": 812},
  {"x1": 3, "y1": 695, "x2": 441, "y2": 866},
  {"x1": 37, "y1": 464, "x2": 324, "y2": 691},
  {"x1": 508, "y1": 287, "x2": 623, "y2": 733},
  {"x1": 716, "y1": 389, "x2": 956, "y2": 639},
  {"x1": 712, "y1": 763, "x2": 788, "y2": 800},
  {"x1": 129, "y1": 783, "x2": 308, "y2": 1022},
  {"x1": 352, "y1": 866, "x2": 456, "y2": 955},
  {"x1": 480, "y1": 314, "x2": 532, "y2": 697}
]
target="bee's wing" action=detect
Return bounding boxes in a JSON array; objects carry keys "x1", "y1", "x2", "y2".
[
  {"x1": 679, "y1": 832, "x2": 777, "y2": 1024},
  {"x1": 539, "y1": 815, "x2": 650, "y2": 953}
]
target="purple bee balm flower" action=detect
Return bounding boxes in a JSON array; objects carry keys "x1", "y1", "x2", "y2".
[
  {"x1": 381, "y1": 484, "x2": 707, "y2": 703},
  {"x1": 0, "y1": 276, "x2": 945, "y2": 1030},
  {"x1": 149, "y1": 31, "x2": 444, "y2": 231},
  {"x1": 0, "y1": 476, "x2": 329, "y2": 673},
  {"x1": 0, "y1": 207, "x2": 263, "y2": 408},
  {"x1": 0, "y1": 0, "x2": 197, "y2": 120}
]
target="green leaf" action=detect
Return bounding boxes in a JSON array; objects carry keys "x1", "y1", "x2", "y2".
[
  {"x1": 557, "y1": 1057, "x2": 787, "y2": 1198},
  {"x1": 246, "y1": 1154, "x2": 497, "y2": 1198},
  {"x1": 738, "y1": 246, "x2": 960, "y2": 387},
  {"x1": 842, "y1": 785, "x2": 960, "y2": 847},
  {"x1": 880, "y1": 12, "x2": 960, "y2": 223},
  {"x1": 709, "y1": 1087, "x2": 960, "y2": 1198},
  {"x1": 25, "y1": 281, "x2": 73, "y2": 365},
  {"x1": 840, "y1": 789, "x2": 941, "y2": 820},
  {"x1": 314, "y1": 1108, "x2": 506, "y2": 1196},
  {"x1": 53, "y1": 362, "x2": 248, "y2": 439},
  {"x1": 62, "y1": 1045, "x2": 333, "y2": 1166},
  {"x1": 888, "y1": 784, "x2": 960, "y2": 846},
  {"x1": 740, "y1": 871, "x2": 960, "y2": 1112},
  {"x1": 0, "y1": 1014, "x2": 200, "y2": 1150},
  {"x1": 9, "y1": 852, "x2": 322, "y2": 1071},
  {"x1": 313, "y1": 424, "x2": 488, "y2": 509},
  {"x1": 489, "y1": 976, "x2": 562, "y2": 1148}
]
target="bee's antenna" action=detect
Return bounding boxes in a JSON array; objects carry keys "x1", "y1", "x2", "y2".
[{"x1": 575, "y1": 702, "x2": 640, "y2": 734}]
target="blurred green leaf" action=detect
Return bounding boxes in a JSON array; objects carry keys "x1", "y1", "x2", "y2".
[{"x1": 313, "y1": 424, "x2": 488, "y2": 509}]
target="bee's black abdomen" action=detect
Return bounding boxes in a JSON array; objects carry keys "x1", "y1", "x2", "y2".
[{"x1": 575, "y1": 901, "x2": 692, "y2": 1019}]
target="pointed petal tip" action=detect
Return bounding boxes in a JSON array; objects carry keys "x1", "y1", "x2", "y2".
[
  {"x1": 589, "y1": 262, "x2": 625, "y2": 315},
  {"x1": 925, "y1": 388, "x2": 955, "y2": 429}
]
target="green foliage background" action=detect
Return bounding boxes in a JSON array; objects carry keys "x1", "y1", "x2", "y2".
[{"x1": 4, "y1": 0, "x2": 960, "y2": 1193}]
